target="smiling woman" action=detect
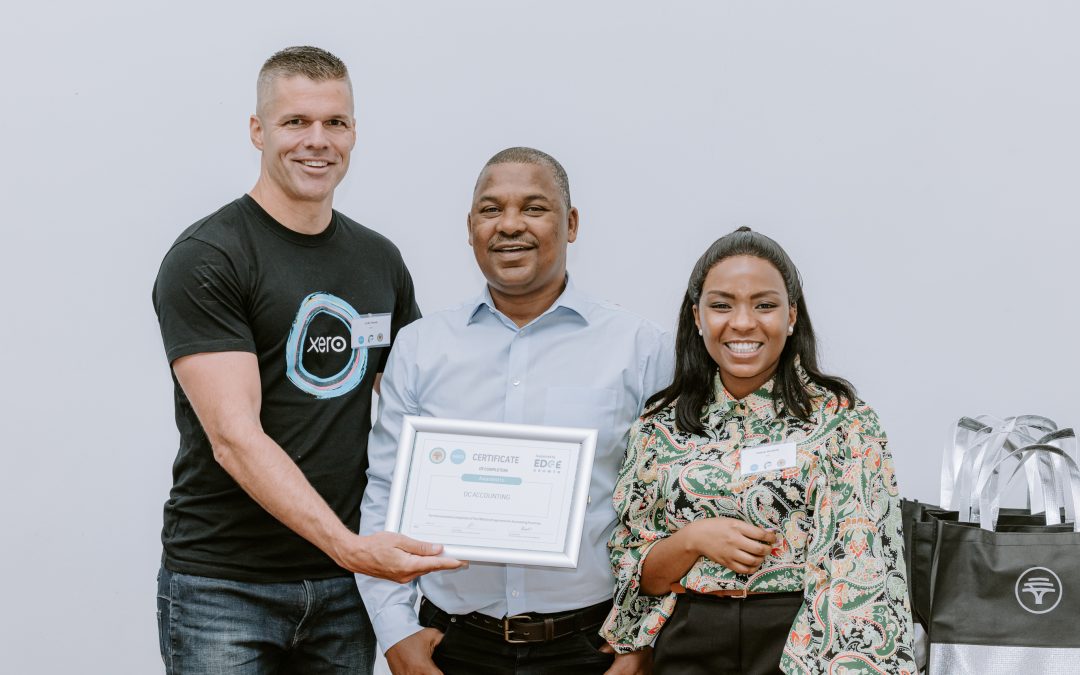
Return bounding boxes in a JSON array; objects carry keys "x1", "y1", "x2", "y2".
[
  {"x1": 600, "y1": 227, "x2": 917, "y2": 675},
  {"x1": 693, "y1": 255, "x2": 796, "y2": 400},
  {"x1": 657, "y1": 226, "x2": 858, "y2": 432}
]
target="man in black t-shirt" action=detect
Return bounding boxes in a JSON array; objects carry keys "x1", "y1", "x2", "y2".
[{"x1": 152, "y1": 46, "x2": 462, "y2": 674}]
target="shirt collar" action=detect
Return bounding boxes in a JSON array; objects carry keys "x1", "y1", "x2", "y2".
[
  {"x1": 705, "y1": 357, "x2": 817, "y2": 425},
  {"x1": 466, "y1": 275, "x2": 591, "y2": 327}
]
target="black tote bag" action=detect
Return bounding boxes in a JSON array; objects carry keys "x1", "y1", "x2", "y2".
[{"x1": 926, "y1": 443, "x2": 1080, "y2": 673}]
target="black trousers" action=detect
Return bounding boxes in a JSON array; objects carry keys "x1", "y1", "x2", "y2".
[
  {"x1": 653, "y1": 591, "x2": 803, "y2": 675},
  {"x1": 419, "y1": 599, "x2": 615, "y2": 675}
]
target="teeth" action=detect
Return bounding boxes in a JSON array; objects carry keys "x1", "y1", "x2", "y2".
[
  {"x1": 302, "y1": 160, "x2": 328, "y2": 167},
  {"x1": 726, "y1": 342, "x2": 762, "y2": 354}
]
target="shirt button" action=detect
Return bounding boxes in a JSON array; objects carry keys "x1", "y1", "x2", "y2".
[
  {"x1": 512, "y1": 379, "x2": 521, "y2": 386},
  {"x1": 511, "y1": 590, "x2": 519, "y2": 598}
]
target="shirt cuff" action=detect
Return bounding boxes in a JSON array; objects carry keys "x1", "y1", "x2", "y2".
[{"x1": 373, "y1": 602, "x2": 425, "y2": 654}]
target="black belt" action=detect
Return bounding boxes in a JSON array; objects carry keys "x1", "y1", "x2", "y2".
[{"x1": 420, "y1": 597, "x2": 612, "y2": 644}]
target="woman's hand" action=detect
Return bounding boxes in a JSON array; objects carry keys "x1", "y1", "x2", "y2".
[
  {"x1": 682, "y1": 518, "x2": 776, "y2": 575},
  {"x1": 640, "y1": 517, "x2": 776, "y2": 594}
]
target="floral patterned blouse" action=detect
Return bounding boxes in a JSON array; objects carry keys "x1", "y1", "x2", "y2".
[{"x1": 601, "y1": 370, "x2": 916, "y2": 675}]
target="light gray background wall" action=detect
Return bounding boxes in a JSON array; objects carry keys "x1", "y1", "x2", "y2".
[{"x1": 2, "y1": 2, "x2": 1077, "y2": 673}]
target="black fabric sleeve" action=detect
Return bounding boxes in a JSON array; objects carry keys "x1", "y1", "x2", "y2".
[{"x1": 152, "y1": 238, "x2": 256, "y2": 364}]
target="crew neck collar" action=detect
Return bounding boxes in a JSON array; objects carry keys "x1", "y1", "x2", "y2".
[{"x1": 241, "y1": 194, "x2": 338, "y2": 247}]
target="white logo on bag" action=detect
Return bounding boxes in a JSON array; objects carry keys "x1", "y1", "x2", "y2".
[
  {"x1": 1022, "y1": 579, "x2": 1056, "y2": 604},
  {"x1": 1015, "y1": 567, "x2": 1063, "y2": 614}
]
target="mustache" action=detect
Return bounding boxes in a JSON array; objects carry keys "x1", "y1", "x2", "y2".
[{"x1": 488, "y1": 234, "x2": 538, "y2": 249}]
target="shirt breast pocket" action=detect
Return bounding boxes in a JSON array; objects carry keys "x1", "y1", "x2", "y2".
[{"x1": 542, "y1": 386, "x2": 618, "y2": 431}]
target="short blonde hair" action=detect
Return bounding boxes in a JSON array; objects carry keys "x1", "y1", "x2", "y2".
[{"x1": 256, "y1": 46, "x2": 351, "y2": 114}]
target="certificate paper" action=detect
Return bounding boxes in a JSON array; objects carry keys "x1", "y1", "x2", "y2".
[{"x1": 384, "y1": 416, "x2": 597, "y2": 568}]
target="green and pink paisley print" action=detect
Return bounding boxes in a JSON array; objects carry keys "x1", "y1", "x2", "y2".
[{"x1": 601, "y1": 371, "x2": 916, "y2": 674}]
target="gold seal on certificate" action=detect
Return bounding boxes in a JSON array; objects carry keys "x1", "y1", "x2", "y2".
[{"x1": 384, "y1": 416, "x2": 598, "y2": 568}]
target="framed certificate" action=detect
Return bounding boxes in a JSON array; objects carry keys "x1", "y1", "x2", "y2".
[{"x1": 384, "y1": 416, "x2": 598, "y2": 568}]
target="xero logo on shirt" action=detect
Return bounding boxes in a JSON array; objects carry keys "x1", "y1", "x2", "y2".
[
  {"x1": 285, "y1": 292, "x2": 367, "y2": 399},
  {"x1": 307, "y1": 335, "x2": 350, "y2": 353}
]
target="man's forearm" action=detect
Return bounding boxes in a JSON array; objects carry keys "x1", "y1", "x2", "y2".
[
  {"x1": 173, "y1": 351, "x2": 461, "y2": 583},
  {"x1": 212, "y1": 427, "x2": 355, "y2": 564},
  {"x1": 212, "y1": 427, "x2": 461, "y2": 582}
]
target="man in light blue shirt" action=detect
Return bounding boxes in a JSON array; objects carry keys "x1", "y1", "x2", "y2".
[{"x1": 356, "y1": 147, "x2": 673, "y2": 674}]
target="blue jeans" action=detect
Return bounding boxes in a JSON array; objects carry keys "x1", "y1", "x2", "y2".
[{"x1": 157, "y1": 566, "x2": 375, "y2": 674}]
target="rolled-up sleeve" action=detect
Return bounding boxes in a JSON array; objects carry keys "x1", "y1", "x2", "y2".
[
  {"x1": 784, "y1": 406, "x2": 917, "y2": 674},
  {"x1": 601, "y1": 418, "x2": 678, "y2": 653}
]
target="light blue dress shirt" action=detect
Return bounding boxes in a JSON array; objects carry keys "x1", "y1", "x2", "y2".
[{"x1": 356, "y1": 279, "x2": 674, "y2": 652}]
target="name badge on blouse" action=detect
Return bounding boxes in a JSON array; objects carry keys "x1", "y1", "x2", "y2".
[
  {"x1": 739, "y1": 442, "x2": 797, "y2": 476},
  {"x1": 350, "y1": 313, "x2": 392, "y2": 348}
]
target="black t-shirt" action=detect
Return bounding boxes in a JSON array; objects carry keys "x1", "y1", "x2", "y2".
[{"x1": 152, "y1": 195, "x2": 420, "y2": 582}]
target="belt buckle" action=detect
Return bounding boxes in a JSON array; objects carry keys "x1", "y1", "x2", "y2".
[
  {"x1": 503, "y1": 614, "x2": 533, "y2": 644},
  {"x1": 731, "y1": 587, "x2": 749, "y2": 599}
]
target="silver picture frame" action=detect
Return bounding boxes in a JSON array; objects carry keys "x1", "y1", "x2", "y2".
[{"x1": 384, "y1": 415, "x2": 598, "y2": 568}]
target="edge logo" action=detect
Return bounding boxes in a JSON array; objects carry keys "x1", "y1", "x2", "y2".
[
  {"x1": 285, "y1": 292, "x2": 367, "y2": 399},
  {"x1": 1015, "y1": 566, "x2": 1063, "y2": 615},
  {"x1": 533, "y1": 455, "x2": 563, "y2": 474}
]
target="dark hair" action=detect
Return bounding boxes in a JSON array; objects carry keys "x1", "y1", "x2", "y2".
[
  {"x1": 647, "y1": 226, "x2": 855, "y2": 434},
  {"x1": 477, "y1": 147, "x2": 571, "y2": 208}
]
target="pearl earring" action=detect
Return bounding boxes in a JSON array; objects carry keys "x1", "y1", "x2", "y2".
[
  {"x1": 787, "y1": 325, "x2": 794, "y2": 335},
  {"x1": 697, "y1": 328, "x2": 703, "y2": 336}
]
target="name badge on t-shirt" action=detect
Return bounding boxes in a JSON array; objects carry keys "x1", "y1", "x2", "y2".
[
  {"x1": 739, "y1": 442, "x2": 797, "y2": 476},
  {"x1": 350, "y1": 313, "x2": 392, "y2": 348}
]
